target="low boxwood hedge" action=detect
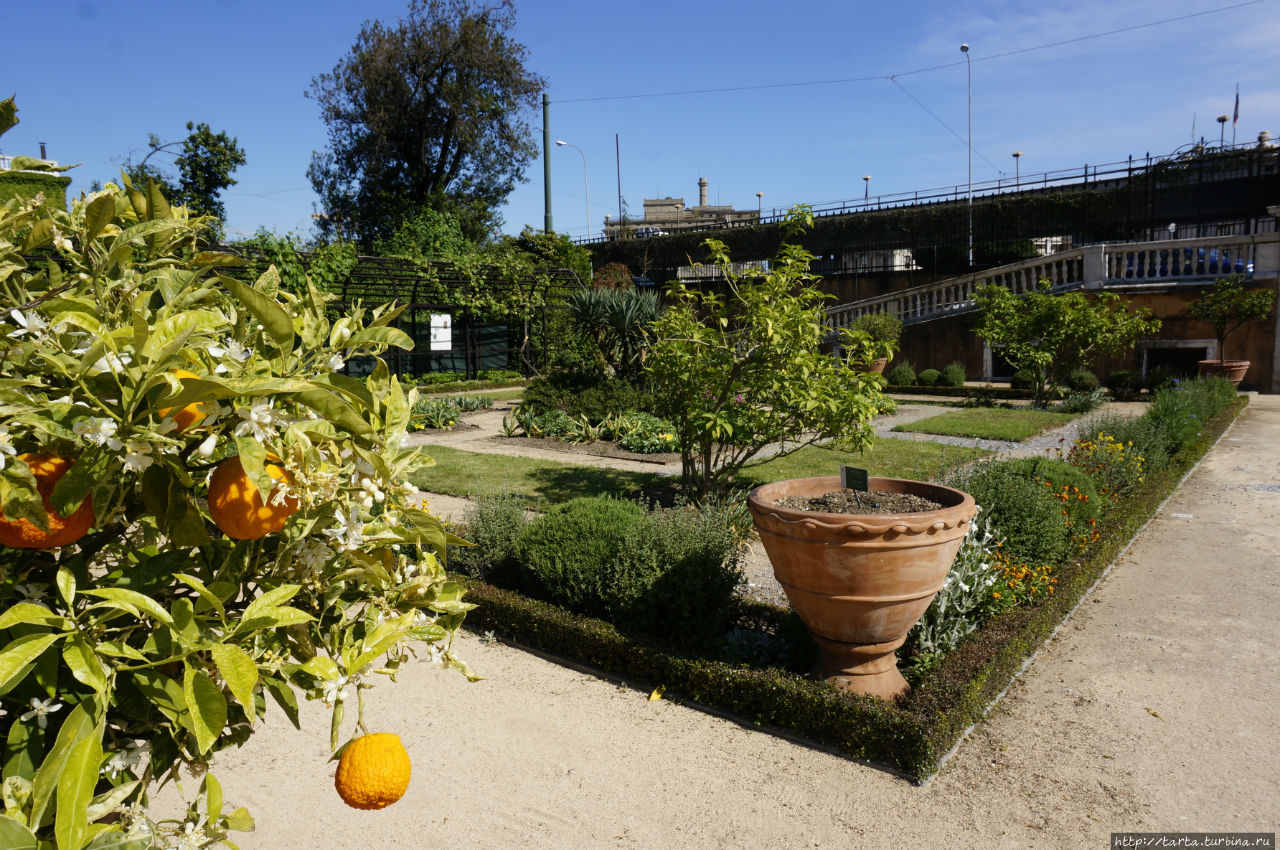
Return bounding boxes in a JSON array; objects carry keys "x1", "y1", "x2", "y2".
[{"x1": 453, "y1": 396, "x2": 1247, "y2": 780}]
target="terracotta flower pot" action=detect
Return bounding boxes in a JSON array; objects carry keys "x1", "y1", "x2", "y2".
[
  {"x1": 747, "y1": 476, "x2": 977, "y2": 699},
  {"x1": 851, "y1": 357, "x2": 888, "y2": 374},
  {"x1": 1197, "y1": 359, "x2": 1249, "y2": 386}
]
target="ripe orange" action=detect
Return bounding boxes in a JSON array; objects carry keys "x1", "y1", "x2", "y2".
[
  {"x1": 334, "y1": 733, "x2": 412, "y2": 810},
  {"x1": 160, "y1": 369, "x2": 209, "y2": 432},
  {"x1": 0, "y1": 454, "x2": 95, "y2": 549},
  {"x1": 207, "y1": 456, "x2": 298, "y2": 540}
]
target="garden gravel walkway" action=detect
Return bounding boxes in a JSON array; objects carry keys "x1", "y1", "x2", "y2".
[{"x1": 156, "y1": 395, "x2": 1279, "y2": 847}]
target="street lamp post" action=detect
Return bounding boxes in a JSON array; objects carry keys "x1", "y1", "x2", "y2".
[
  {"x1": 756, "y1": 191, "x2": 763, "y2": 220},
  {"x1": 863, "y1": 175, "x2": 871, "y2": 201},
  {"x1": 961, "y1": 43, "x2": 973, "y2": 271},
  {"x1": 1012, "y1": 151, "x2": 1022, "y2": 190},
  {"x1": 1216, "y1": 115, "x2": 1229, "y2": 148},
  {"x1": 555, "y1": 139, "x2": 590, "y2": 240}
]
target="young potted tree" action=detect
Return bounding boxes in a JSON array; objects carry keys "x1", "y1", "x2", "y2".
[
  {"x1": 1190, "y1": 273, "x2": 1276, "y2": 386},
  {"x1": 846, "y1": 311, "x2": 902, "y2": 374}
]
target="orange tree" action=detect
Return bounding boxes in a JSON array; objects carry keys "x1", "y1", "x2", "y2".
[{"x1": 0, "y1": 98, "x2": 473, "y2": 847}]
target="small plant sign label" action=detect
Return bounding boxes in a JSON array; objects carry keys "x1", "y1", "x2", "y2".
[{"x1": 841, "y1": 466, "x2": 870, "y2": 491}]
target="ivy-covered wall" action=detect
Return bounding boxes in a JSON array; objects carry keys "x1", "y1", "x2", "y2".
[{"x1": 0, "y1": 171, "x2": 71, "y2": 211}]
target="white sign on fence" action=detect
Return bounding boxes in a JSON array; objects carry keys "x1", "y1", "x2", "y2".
[{"x1": 430, "y1": 314, "x2": 451, "y2": 351}]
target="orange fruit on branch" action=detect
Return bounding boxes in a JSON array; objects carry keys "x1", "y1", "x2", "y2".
[
  {"x1": 0, "y1": 454, "x2": 95, "y2": 549},
  {"x1": 207, "y1": 456, "x2": 298, "y2": 540},
  {"x1": 334, "y1": 732, "x2": 412, "y2": 810},
  {"x1": 160, "y1": 369, "x2": 210, "y2": 432}
]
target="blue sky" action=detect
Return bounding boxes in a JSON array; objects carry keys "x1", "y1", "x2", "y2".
[{"x1": 5, "y1": 0, "x2": 1277, "y2": 242}]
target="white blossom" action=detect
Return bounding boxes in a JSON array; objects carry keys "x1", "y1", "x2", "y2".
[
  {"x1": 51, "y1": 226, "x2": 73, "y2": 253},
  {"x1": 233, "y1": 400, "x2": 278, "y2": 441},
  {"x1": 122, "y1": 440, "x2": 155, "y2": 472},
  {"x1": 13, "y1": 583, "x2": 46, "y2": 601},
  {"x1": 0, "y1": 425, "x2": 16, "y2": 470},
  {"x1": 321, "y1": 676, "x2": 352, "y2": 706},
  {"x1": 8, "y1": 309, "x2": 49, "y2": 340},
  {"x1": 90, "y1": 351, "x2": 132, "y2": 375},
  {"x1": 74, "y1": 417, "x2": 123, "y2": 450},
  {"x1": 326, "y1": 354, "x2": 346, "y2": 372},
  {"x1": 322, "y1": 505, "x2": 365, "y2": 552},
  {"x1": 21, "y1": 697, "x2": 63, "y2": 729},
  {"x1": 195, "y1": 433, "x2": 218, "y2": 458}
]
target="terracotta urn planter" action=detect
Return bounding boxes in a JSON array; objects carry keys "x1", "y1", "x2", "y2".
[
  {"x1": 747, "y1": 476, "x2": 977, "y2": 699},
  {"x1": 1197, "y1": 359, "x2": 1249, "y2": 386},
  {"x1": 851, "y1": 357, "x2": 888, "y2": 374}
]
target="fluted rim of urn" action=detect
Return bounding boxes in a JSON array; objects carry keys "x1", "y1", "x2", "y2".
[{"x1": 747, "y1": 476, "x2": 976, "y2": 536}]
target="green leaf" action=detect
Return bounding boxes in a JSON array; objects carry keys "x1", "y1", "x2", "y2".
[
  {"x1": 329, "y1": 699, "x2": 345, "y2": 752},
  {"x1": 210, "y1": 644, "x2": 258, "y2": 718},
  {"x1": 182, "y1": 667, "x2": 226, "y2": 755},
  {"x1": 201, "y1": 773, "x2": 224, "y2": 823},
  {"x1": 223, "y1": 806, "x2": 255, "y2": 833},
  {"x1": 294, "y1": 387, "x2": 374, "y2": 439},
  {"x1": 20, "y1": 219, "x2": 53, "y2": 254},
  {"x1": 345, "y1": 326, "x2": 413, "y2": 351},
  {"x1": 144, "y1": 180, "x2": 170, "y2": 222},
  {"x1": 173, "y1": 574, "x2": 226, "y2": 621},
  {"x1": 0, "y1": 603, "x2": 68, "y2": 631},
  {"x1": 30, "y1": 701, "x2": 97, "y2": 830},
  {"x1": 0, "y1": 815, "x2": 37, "y2": 850},
  {"x1": 263, "y1": 677, "x2": 300, "y2": 729},
  {"x1": 81, "y1": 589, "x2": 174, "y2": 626},
  {"x1": 0, "y1": 633, "x2": 62, "y2": 695},
  {"x1": 240, "y1": 585, "x2": 300, "y2": 621},
  {"x1": 299, "y1": 657, "x2": 339, "y2": 680},
  {"x1": 232, "y1": 437, "x2": 271, "y2": 503},
  {"x1": 55, "y1": 730, "x2": 103, "y2": 850},
  {"x1": 61, "y1": 636, "x2": 107, "y2": 693},
  {"x1": 55, "y1": 567, "x2": 76, "y2": 609},
  {"x1": 139, "y1": 310, "x2": 222, "y2": 364},
  {"x1": 217, "y1": 274, "x2": 294, "y2": 352},
  {"x1": 236, "y1": 606, "x2": 312, "y2": 633},
  {"x1": 83, "y1": 195, "x2": 116, "y2": 243},
  {"x1": 49, "y1": 447, "x2": 108, "y2": 519},
  {"x1": 85, "y1": 779, "x2": 140, "y2": 822}
]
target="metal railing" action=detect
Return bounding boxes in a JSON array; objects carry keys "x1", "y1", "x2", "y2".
[{"x1": 826, "y1": 232, "x2": 1275, "y2": 330}]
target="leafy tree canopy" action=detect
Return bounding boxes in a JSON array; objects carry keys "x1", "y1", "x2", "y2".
[
  {"x1": 308, "y1": 0, "x2": 546, "y2": 247},
  {"x1": 1188, "y1": 273, "x2": 1275, "y2": 361},
  {"x1": 975, "y1": 280, "x2": 1161, "y2": 407},
  {"x1": 120, "y1": 121, "x2": 246, "y2": 226}
]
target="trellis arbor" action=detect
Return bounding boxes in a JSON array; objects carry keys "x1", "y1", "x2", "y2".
[{"x1": 228, "y1": 249, "x2": 583, "y2": 379}]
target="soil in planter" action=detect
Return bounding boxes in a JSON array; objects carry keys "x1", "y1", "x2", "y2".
[{"x1": 774, "y1": 489, "x2": 944, "y2": 515}]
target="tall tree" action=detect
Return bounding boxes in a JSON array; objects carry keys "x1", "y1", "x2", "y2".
[
  {"x1": 307, "y1": 0, "x2": 546, "y2": 247},
  {"x1": 122, "y1": 121, "x2": 246, "y2": 224}
]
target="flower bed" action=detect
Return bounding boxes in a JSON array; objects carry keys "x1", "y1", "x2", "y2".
[{"x1": 453, "y1": 391, "x2": 1247, "y2": 780}]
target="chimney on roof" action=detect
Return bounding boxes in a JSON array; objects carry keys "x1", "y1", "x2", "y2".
[
  {"x1": 39, "y1": 142, "x2": 46, "y2": 159},
  {"x1": 698, "y1": 177, "x2": 708, "y2": 208}
]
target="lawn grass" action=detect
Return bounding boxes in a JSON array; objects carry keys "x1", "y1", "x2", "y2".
[
  {"x1": 893, "y1": 407, "x2": 1080, "y2": 441},
  {"x1": 411, "y1": 436, "x2": 990, "y2": 508},
  {"x1": 738, "y1": 438, "x2": 990, "y2": 487},
  {"x1": 408, "y1": 444, "x2": 668, "y2": 508}
]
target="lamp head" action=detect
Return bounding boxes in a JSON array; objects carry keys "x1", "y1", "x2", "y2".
[
  {"x1": 555, "y1": 140, "x2": 568, "y2": 146},
  {"x1": 960, "y1": 43, "x2": 969, "y2": 53}
]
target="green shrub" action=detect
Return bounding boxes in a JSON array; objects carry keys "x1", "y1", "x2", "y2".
[
  {"x1": 1145, "y1": 364, "x2": 1183, "y2": 391},
  {"x1": 905, "y1": 518, "x2": 1000, "y2": 659},
  {"x1": 521, "y1": 371, "x2": 649, "y2": 420},
  {"x1": 887, "y1": 360, "x2": 917, "y2": 386},
  {"x1": 451, "y1": 495, "x2": 529, "y2": 584},
  {"x1": 515, "y1": 497, "x2": 649, "y2": 616},
  {"x1": 1144, "y1": 376, "x2": 1238, "y2": 457},
  {"x1": 1010, "y1": 368, "x2": 1037, "y2": 390},
  {"x1": 1057, "y1": 389, "x2": 1107, "y2": 413},
  {"x1": 948, "y1": 460, "x2": 1070, "y2": 566},
  {"x1": 410, "y1": 397, "x2": 460, "y2": 429},
  {"x1": 917, "y1": 368, "x2": 941, "y2": 387},
  {"x1": 608, "y1": 503, "x2": 745, "y2": 642},
  {"x1": 453, "y1": 395, "x2": 494, "y2": 413},
  {"x1": 1001, "y1": 457, "x2": 1101, "y2": 532},
  {"x1": 610, "y1": 411, "x2": 679, "y2": 454},
  {"x1": 849, "y1": 312, "x2": 903, "y2": 346},
  {"x1": 1067, "y1": 369, "x2": 1099, "y2": 392},
  {"x1": 938, "y1": 363, "x2": 966, "y2": 388},
  {"x1": 1105, "y1": 369, "x2": 1140, "y2": 399}
]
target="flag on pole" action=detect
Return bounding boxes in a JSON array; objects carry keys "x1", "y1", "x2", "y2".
[{"x1": 1233, "y1": 87, "x2": 1239, "y2": 125}]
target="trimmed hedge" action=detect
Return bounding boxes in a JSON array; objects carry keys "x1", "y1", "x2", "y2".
[{"x1": 455, "y1": 396, "x2": 1247, "y2": 780}]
